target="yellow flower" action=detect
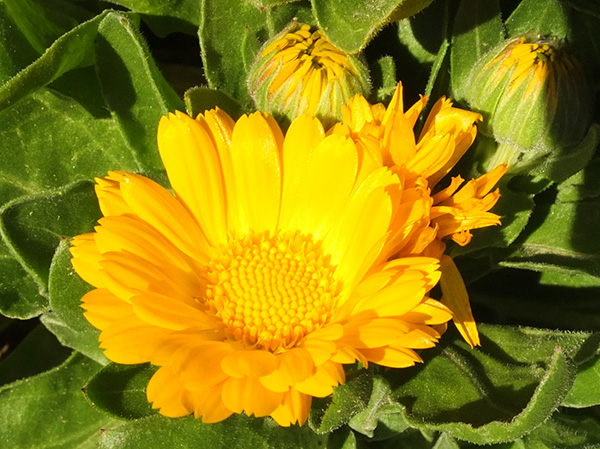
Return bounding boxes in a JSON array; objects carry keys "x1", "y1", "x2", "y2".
[
  {"x1": 71, "y1": 109, "x2": 453, "y2": 426},
  {"x1": 330, "y1": 83, "x2": 507, "y2": 348},
  {"x1": 248, "y1": 24, "x2": 370, "y2": 126}
]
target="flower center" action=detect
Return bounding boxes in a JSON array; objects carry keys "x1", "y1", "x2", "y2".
[{"x1": 206, "y1": 232, "x2": 338, "y2": 351}]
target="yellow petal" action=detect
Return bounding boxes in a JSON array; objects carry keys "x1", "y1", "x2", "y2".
[
  {"x1": 229, "y1": 112, "x2": 282, "y2": 234},
  {"x1": 323, "y1": 169, "x2": 397, "y2": 290},
  {"x1": 221, "y1": 349, "x2": 279, "y2": 378},
  {"x1": 114, "y1": 171, "x2": 212, "y2": 263},
  {"x1": 158, "y1": 112, "x2": 228, "y2": 247},
  {"x1": 99, "y1": 252, "x2": 197, "y2": 303},
  {"x1": 294, "y1": 361, "x2": 345, "y2": 397},
  {"x1": 147, "y1": 365, "x2": 193, "y2": 417},
  {"x1": 131, "y1": 292, "x2": 217, "y2": 331},
  {"x1": 401, "y1": 297, "x2": 454, "y2": 325},
  {"x1": 193, "y1": 381, "x2": 234, "y2": 423},
  {"x1": 222, "y1": 377, "x2": 283, "y2": 417},
  {"x1": 81, "y1": 288, "x2": 132, "y2": 330},
  {"x1": 259, "y1": 347, "x2": 315, "y2": 392},
  {"x1": 359, "y1": 346, "x2": 421, "y2": 368},
  {"x1": 100, "y1": 315, "x2": 171, "y2": 364},
  {"x1": 94, "y1": 215, "x2": 204, "y2": 278},
  {"x1": 439, "y1": 254, "x2": 480, "y2": 348},
  {"x1": 270, "y1": 389, "x2": 312, "y2": 427},
  {"x1": 94, "y1": 175, "x2": 130, "y2": 217},
  {"x1": 70, "y1": 233, "x2": 104, "y2": 288}
]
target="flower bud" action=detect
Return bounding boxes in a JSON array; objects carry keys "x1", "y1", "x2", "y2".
[
  {"x1": 248, "y1": 23, "x2": 371, "y2": 127},
  {"x1": 464, "y1": 36, "x2": 597, "y2": 181}
]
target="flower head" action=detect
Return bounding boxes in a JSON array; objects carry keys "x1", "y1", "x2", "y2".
[
  {"x1": 248, "y1": 24, "x2": 370, "y2": 127},
  {"x1": 464, "y1": 36, "x2": 594, "y2": 178},
  {"x1": 71, "y1": 107, "x2": 454, "y2": 426},
  {"x1": 330, "y1": 83, "x2": 507, "y2": 347}
]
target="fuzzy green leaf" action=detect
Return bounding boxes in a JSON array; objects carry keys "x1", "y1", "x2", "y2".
[
  {"x1": 0, "y1": 324, "x2": 71, "y2": 386},
  {"x1": 563, "y1": 353, "x2": 600, "y2": 408},
  {"x1": 396, "y1": 0, "x2": 448, "y2": 65},
  {"x1": 0, "y1": 182, "x2": 101, "y2": 318},
  {"x1": 310, "y1": 368, "x2": 373, "y2": 434},
  {"x1": 502, "y1": 198, "x2": 600, "y2": 280},
  {"x1": 41, "y1": 312, "x2": 107, "y2": 366},
  {"x1": 104, "y1": 0, "x2": 201, "y2": 34},
  {"x1": 45, "y1": 239, "x2": 107, "y2": 364},
  {"x1": 312, "y1": 0, "x2": 434, "y2": 53},
  {"x1": 3, "y1": 0, "x2": 93, "y2": 54},
  {"x1": 184, "y1": 86, "x2": 244, "y2": 119},
  {"x1": 0, "y1": 353, "x2": 112, "y2": 449},
  {"x1": 392, "y1": 325, "x2": 577, "y2": 445},
  {"x1": 98, "y1": 414, "x2": 327, "y2": 448},
  {"x1": 0, "y1": 11, "x2": 111, "y2": 112},
  {"x1": 85, "y1": 363, "x2": 159, "y2": 420},
  {"x1": 348, "y1": 375, "x2": 409, "y2": 439},
  {"x1": 95, "y1": 12, "x2": 185, "y2": 172},
  {"x1": 505, "y1": 0, "x2": 570, "y2": 39},
  {"x1": 0, "y1": 2, "x2": 39, "y2": 84}
]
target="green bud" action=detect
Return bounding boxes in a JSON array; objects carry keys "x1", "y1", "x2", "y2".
[
  {"x1": 464, "y1": 36, "x2": 597, "y2": 182},
  {"x1": 247, "y1": 23, "x2": 371, "y2": 128}
]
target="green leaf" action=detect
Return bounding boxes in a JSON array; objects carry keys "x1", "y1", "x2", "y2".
[
  {"x1": 348, "y1": 375, "x2": 409, "y2": 439},
  {"x1": 468, "y1": 268, "x2": 600, "y2": 332},
  {"x1": 502, "y1": 198, "x2": 600, "y2": 280},
  {"x1": 245, "y1": 0, "x2": 301, "y2": 7},
  {"x1": 529, "y1": 123, "x2": 600, "y2": 184},
  {"x1": 396, "y1": 0, "x2": 448, "y2": 65},
  {"x1": 505, "y1": 0, "x2": 570, "y2": 39},
  {"x1": 450, "y1": 0, "x2": 504, "y2": 100},
  {"x1": 0, "y1": 242, "x2": 47, "y2": 319},
  {"x1": 95, "y1": 12, "x2": 185, "y2": 172},
  {"x1": 0, "y1": 182, "x2": 102, "y2": 318},
  {"x1": 563, "y1": 353, "x2": 600, "y2": 408},
  {"x1": 0, "y1": 324, "x2": 71, "y2": 386},
  {"x1": 564, "y1": 0, "x2": 600, "y2": 18},
  {"x1": 99, "y1": 414, "x2": 327, "y2": 448},
  {"x1": 44, "y1": 239, "x2": 107, "y2": 364},
  {"x1": 85, "y1": 363, "x2": 159, "y2": 420},
  {"x1": 519, "y1": 411, "x2": 600, "y2": 448},
  {"x1": 424, "y1": 40, "x2": 449, "y2": 99},
  {"x1": 199, "y1": 0, "x2": 313, "y2": 109},
  {"x1": 3, "y1": 0, "x2": 93, "y2": 54},
  {"x1": 0, "y1": 352, "x2": 112, "y2": 449},
  {"x1": 372, "y1": 56, "x2": 397, "y2": 103},
  {"x1": 556, "y1": 158, "x2": 600, "y2": 203},
  {"x1": 392, "y1": 325, "x2": 577, "y2": 445},
  {"x1": 184, "y1": 86, "x2": 244, "y2": 119},
  {"x1": 49, "y1": 239, "x2": 94, "y2": 336},
  {"x1": 310, "y1": 368, "x2": 373, "y2": 434},
  {"x1": 433, "y1": 433, "x2": 462, "y2": 449},
  {"x1": 327, "y1": 427, "x2": 357, "y2": 449},
  {"x1": 312, "y1": 0, "x2": 435, "y2": 53},
  {"x1": 0, "y1": 2, "x2": 39, "y2": 84},
  {"x1": 104, "y1": 0, "x2": 202, "y2": 34},
  {"x1": 0, "y1": 10, "x2": 110, "y2": 112},
  {"x1": 41, "y1": 312, "x2": 107, "y2": 365}
]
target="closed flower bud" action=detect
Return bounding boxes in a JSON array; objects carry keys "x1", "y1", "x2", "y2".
[
  {"x1": 248, "y1": 23, "x2": 371, "y2": 127},
  {"x1": 465, "y1": 36, "x2": 597, "y2": 181}
]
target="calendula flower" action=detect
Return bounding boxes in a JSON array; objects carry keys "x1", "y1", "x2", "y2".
[
  {"x1": 330, "y1": 83, "x2": 507, "y2": 347},
  {"x1": 248, "y1": 23, "x2": 370, "y2": 126},
  {"x1": 464, "y1": 36, "x2": 594, "y2": 179},
  {"x1": 71, "y1": 108, "x2": 453, "y2": 426}
]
